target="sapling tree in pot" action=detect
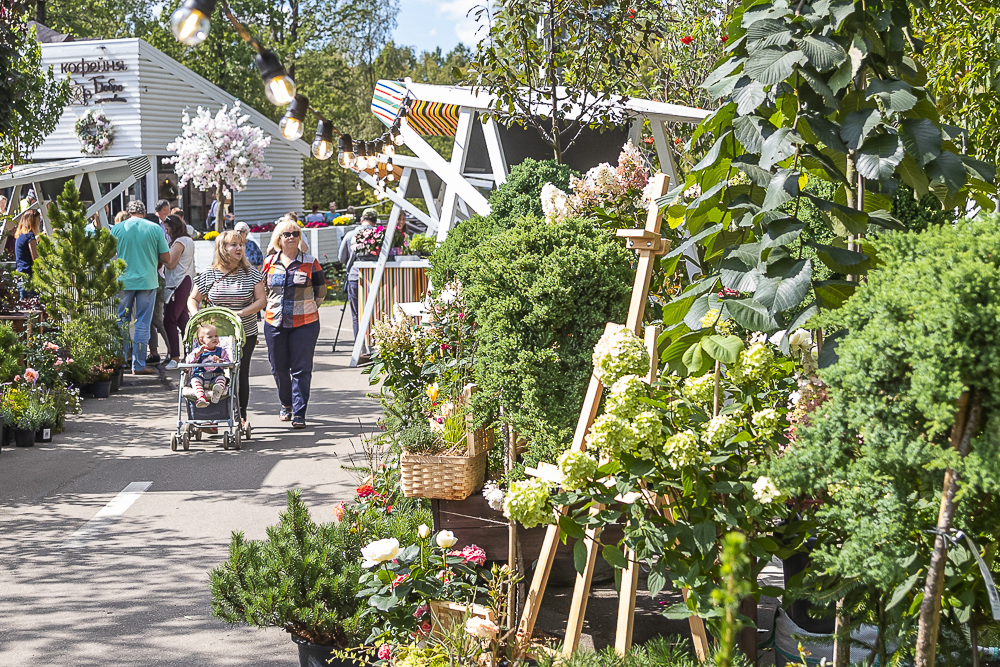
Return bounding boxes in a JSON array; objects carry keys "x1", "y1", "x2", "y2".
[{"x1": 769, "y1": 217, "x2": 1000, "y2": 665}]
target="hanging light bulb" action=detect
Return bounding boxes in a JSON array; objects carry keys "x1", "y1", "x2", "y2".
[
  {"x1": 311, "y1": 120, "x2": 334, "y2": 160},
  {"x1": 356, "y1": 182, "x2": 363, "y2": 192},
  {"x1": 337, "y1": 133, "x2": 355, "y2": 169},
  {"x1": 380, "y1": 134, "x2": 395, "y2": 158},
  {"x1": 355, "y1": 140, "x2": 369, "y2": 170},
  {"x1": 255, "y1": 50, "x2": 296, "y2": 106},
  {"x1": 278, "y1": 94, "x2": 309, "y2": 141},
  {"x1": 390, "y1": 120, "x2": 405, "y2": 147},
  {"x1": 170, "y1": 0, "x2": 215, "y2": 45},
  {"x1": 374, "y1": 139, "x2": 387, "y2": 164},
  {"x1": 365, "y1": 141, "x2": 378, "y2": 169}
]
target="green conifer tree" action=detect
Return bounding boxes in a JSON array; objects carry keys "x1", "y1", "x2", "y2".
[{"x1": 29, "y1": 182, "x2": 123, "y2": 322}]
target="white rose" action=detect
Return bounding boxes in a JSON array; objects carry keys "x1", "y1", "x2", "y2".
[
  {"x1": 361, "y1": 537, "x2": 401, "y2": 568},
  {"x1": 436, "y1": 530, "x2": 457, "y2": 548},
  {"x1": 465, "y1": 616, "x2": 499, "y2": 639},
  {"x1": 752, "y1": 476, "x2": 781, "y2": 504},
  {"x1": 482, "y1": 482, "x2": 505, "y2": 512},
  {"x1": 788, "y1": 329, "x2": 812, "y2": 353},
  {"x1": 418, "y1": 524, "x2": 430, "y2": 539}
]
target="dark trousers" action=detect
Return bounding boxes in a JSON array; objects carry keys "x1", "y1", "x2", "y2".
[
  {"x1": 263, "y1": 321, "x2": 319, "y2": 419},
  {"x1": 163, "y1": 276, "x2": 192, "y2": 360},
  {"x1": 239, "y1": 334, "x2": 257, "y2": 420},
  {"x1": 347, "y1": 279, "x2": 359, "y2": 339}
]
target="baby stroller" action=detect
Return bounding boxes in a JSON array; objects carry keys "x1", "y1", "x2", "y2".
[{"x1": 171, "y1": 307, "x2": 251, "y2": 451}]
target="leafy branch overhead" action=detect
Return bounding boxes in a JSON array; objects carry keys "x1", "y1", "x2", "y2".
[{"x1": 660, "y1": 0, "x2": 997, "y2": 352}]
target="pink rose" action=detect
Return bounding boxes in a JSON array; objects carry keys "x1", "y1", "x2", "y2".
[
  {"x1": 391, "y1": 573, "x2": 409, "y2": 589},
  {"x1": 462, "y1": 545, "x2": 487, "y2": 566},
  {"x1": 414, "y1": 603, "x2": 429, "y2": 618},
  {"x1": 377, "y1": 644, "x2": 391, "y2": 661},
  {"x1": 24, "y1": 368, "x2": 39, "y2": 383},
  {"x1": 419, "y1": 621, "x2": 432, "y2": 634}
]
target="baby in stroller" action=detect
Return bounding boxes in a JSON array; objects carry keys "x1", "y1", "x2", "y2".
[{"x1": 182, "y1": 324, "x2": 231, "y2": 408}]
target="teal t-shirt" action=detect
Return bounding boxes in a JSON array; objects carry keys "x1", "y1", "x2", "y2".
[{"x1": 111, "y1": 217, "x2": 169, "y2": 291}]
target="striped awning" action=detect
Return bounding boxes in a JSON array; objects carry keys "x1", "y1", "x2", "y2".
[{"x1": 371, "y1": 79, "x2": 460, "y2": 137}]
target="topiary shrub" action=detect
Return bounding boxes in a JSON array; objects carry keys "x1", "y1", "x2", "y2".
[
  {"x1": 429, "y1": 158, "x2": 575, "y2": 287},
  {"x1": 464, "y1": 216, "x2": 633, "y2": 460},
  {"x1": 769, "y1": 214, "x2": 1000, "y2": 663}
]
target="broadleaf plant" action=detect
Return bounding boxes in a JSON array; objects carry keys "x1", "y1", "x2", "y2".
[{"x1": 659, "y1": 0, "x2": 997, "y2": 350}]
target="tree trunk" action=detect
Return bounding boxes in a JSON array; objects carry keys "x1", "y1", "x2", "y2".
[
  {"x1": 738, "y1": 593, "x2": 758, "y2": 661},
  {"x1": 215, "y1": 181, "x2": 225, "y2": 234},
  {"x1": 547, "y1": 0, "x2": 563, "y2": 164},
  {"x1": 289, "y1": 0, "x2": 298, "y2": 80},
  {"x1": 833, "y1": 600, "x2": 850, "y2": 667},
  {"x1": 915, "y1": 391, "x2": 982, "y2": 667},
  {"x1": 35, "y1": 0, "x2": 46, "y2": 25}
]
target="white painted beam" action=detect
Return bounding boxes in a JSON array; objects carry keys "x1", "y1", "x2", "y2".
[{"x1": 482, "y1": 116, "x2": 509, "y2": 187}]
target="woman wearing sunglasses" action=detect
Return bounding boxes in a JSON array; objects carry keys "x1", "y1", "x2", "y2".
[{"x1": 261, "y1": 220, "x2": 327, "y2": 428}]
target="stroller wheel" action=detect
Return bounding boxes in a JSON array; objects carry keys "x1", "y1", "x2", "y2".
[
  {"x1": 222, "y1": 433, "x2": 230, "y2": 450},
  {"x1": 234, "y1": 428, "x2": 242, "y2": 451},
  {"x1": 186, "y1": 424, "x2": 195, "y2": 438},
  {"x1": 195, "y1": 428, "x2": 203, "y2": 442},
  {"x1": 182, "y1": 432, "x2": 190, "y2": 451},
  {"x1": 170, "y1": 433, "x2": 178, "y2": 451}
]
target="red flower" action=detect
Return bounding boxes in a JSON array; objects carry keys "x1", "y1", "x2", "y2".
[
  {"x1": 627, "y1": 8, "x2": 636, "y2": 17},
  {"x1": 681, "y1": 35, "x2": 694, "y2": 45},
  {"x1": 643, "y1": 136, "x2": 655, "y2": 145},
  {"x1": 461, "y1": 544, "x2": 487, "y2": 566},
  {"x1": 386, "y1": 505, "x2": 393, "y2": 514},
  {"x1": 674, "y1": 137, "x2": 683, "y2": 145},
  {"x1": 721, "y1": 35, "x2": 729, "y2": 42},
  {"x1": 391, "y1": 573, "x2": 409, "y2": 589},
  {"x1": 377, "y1": 645, "x2": 391, "y2": 661},
  {"x1": 419, "y1": 621, "x2": 432, "y2": 634},
  {"x1": 356, "y1": 484, "x2": 375, "y2": 498}
]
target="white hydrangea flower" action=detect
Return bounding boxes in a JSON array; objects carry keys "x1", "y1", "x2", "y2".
[
  {"x1": 752, "y1": 408, "x2": 781, "y2": 434},
  {"x1": 663, "y1": 430, "x2": 702, "y2": 469},
  {"x1": 683, "y1": 372, "x2": 716, "y2": 406},
  {"x1": 592, "y1": 324, "x2": 650, "y2": 384},
  {"x1": 752, "y1": 476, "x2": 781, "y2": 504},
  {"x1": 503, "y1": 478, "x2": 554, "y2": 529},
  {"x1": 704, "y1": 414, "x2": 740, "y2": 446},
  {"x1": 586, "y1": 412, "x2": 638, "y2": 457},
  {"x1": 482, "y1": 482, "x2": 505, "y2": 512},
  {"x1": 558, "y1": 450, "x2": 598, "y2": 491},
  {"x1": 606, "y1": 374, "x2": 647, "y2": 419}
]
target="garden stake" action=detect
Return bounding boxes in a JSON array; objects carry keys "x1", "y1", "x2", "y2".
[{"x1": 915, "y1": 390, "x2": 981, "y2": 667}]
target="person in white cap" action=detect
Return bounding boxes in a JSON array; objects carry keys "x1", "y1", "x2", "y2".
[{"x1": 235, "y1": 222, "x2": 264, "y2": 271}]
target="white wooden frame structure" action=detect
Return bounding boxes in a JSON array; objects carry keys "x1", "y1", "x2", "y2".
[
  {"x1": 349, "y1": 82, "x2": 709, "y2": 366},
  {"x1": 0, "y1": 155, "x2": 151, "y2": 246}
]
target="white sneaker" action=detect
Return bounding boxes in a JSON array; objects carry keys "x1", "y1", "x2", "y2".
[
  {"x1": 211, "y1": 383, "x2": 227, "y2": 403},
  {"x1": 165, "y1": 359, "x2": 179, "y2": 371},
  {"x1": 196, "y1": 398, "x2": 209, "y2": 408}
]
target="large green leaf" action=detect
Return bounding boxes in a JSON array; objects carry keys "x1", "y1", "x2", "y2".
[
  {"x1": 762, "y1": 218, "x2": 805, "y2": 248},
  {"x1": 733, "y1": 115, "x2": 776, "y2": 155},
  {"x1": 799, "y1": 68, "x2": 837, "y2": 109},
  {"x1": 702, "y1": 59, "x2": 743, "y2": 99},
  {"x1": 925, "y1": 149, "x2": 968, "y2": 195},
  {"x1": 900, "y1": 118, "x2": 941, "y2": 166},
  {"x1": 702, "y1": 335, "x2": 744, "y2": 364},
  {"x1": 745, "y1": 48, "x2": 805, "y2": 86},
  {"x1": 797, "y1": 34, "x2": 847, "y2": 71},
  {"x1": 726, "y1": 298, "x2": 780, "y2": 333},
  {"x1": 897, "y1": 153, "x2": 930, "y2": 197},
  {"x1": 803, "y1": 115, "x2": 847, "y2": 153},
  {"x1": 747, "y1": 18, "x2": 793, "y2": 47},
  {"x1": 866, "y1": 78, "x2": 917, "y2": 112},
  {"x1": 960, "y1": 155, "x2": 997, "y2": 184},
  {"x1": 692, "y1": 520, "x2": 717, "y2": 556},
  {"x1": 814, "y1": 279, "x2": 858, "y2": 308},
  {"x1": 803, "y1": 192, "x2": 869, "y2": 235},
  {"x1": 601, "y1": 544, "x2": 628, "y2": 569},
  {"x1": 762, "y1": 169, "x2": 800, "y2": 210},
  {"x1": 840, "y1": 107, "x2": 881, "y2": 150},
  {"x1": 692, "y1": 129, "x2": 733, "y2": 171},
  {"x1": 732, "y1": 78, "x2": 768, "y2": 115},
  {"x1": 760, "y1": 127, "x2": 799, "y2": 170},
  {"x1": 662, "y1": 329, "x2": 713, "y2": 365},
  {"x1": 770, "y1": 259, "x2": 813, "y2": 313},
  {"x1": 666, "y1": 223, "x2": 723, "y2": 260},
  {"x1": 811, "y1": 242, "x2": 870, "y2": 274},
  {"x1": 856, "y1": 133, "x2": 904, "y2": 182}
]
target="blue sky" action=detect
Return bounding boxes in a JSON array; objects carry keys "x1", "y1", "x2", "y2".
[{"x1": 393, "y1": 0, "x2": 484, "y2": 54}]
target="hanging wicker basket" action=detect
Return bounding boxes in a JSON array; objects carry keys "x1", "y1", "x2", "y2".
[{"x1": 400, "y1": 384, "x2": 492, "y2": 501}]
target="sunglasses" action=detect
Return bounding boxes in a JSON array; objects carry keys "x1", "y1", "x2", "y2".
[{"x1": 281, "y1": 230, "x2": 301, "y2": 239}]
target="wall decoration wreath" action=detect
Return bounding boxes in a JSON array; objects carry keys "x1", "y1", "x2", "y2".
[{"x1": 74, "y1": 108, "x2": 115, "y2": 155}]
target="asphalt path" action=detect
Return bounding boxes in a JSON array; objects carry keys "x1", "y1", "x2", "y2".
[{"x1": 0, "y1": 318, "x2": 377, "y2": 666}]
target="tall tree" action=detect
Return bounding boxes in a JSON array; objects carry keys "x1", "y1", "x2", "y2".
[{"x1": 0, "y1": 13, "x2": 70, "y2": 168}]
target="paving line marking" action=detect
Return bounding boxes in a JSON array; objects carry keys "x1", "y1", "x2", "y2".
[{"x1": 60, "y1": 482, "x2": 153, "y2": 548}]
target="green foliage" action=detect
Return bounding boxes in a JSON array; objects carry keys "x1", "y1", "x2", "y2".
[
  {"x1": 30, "y1": 182, "x2": 123, "y2": 322},
  {"x1": 396, "y1": 419, "x2": 445, "y2": 455},
  {"x1": 429, "y1": 158, "x2": 575, "y2": 288},
  {"x1": 209, "y1": 490, "x2": 371, "y2": 647},
  {"x1": 466, "y1": 0, "x2": 669, "y2": 161},
  {"x1": 770, "y1": 216, "x2": 1000, "y2": 660},
  {"x1": 535, "y1": 637, "x2": 751, "y2": 667},
  {"x1": 666, "y1": 0, "x2": 997, "y2": 347},
  {"x1": 0, "y1": 15, "x2": 71, "y2": 166},
  {"x1": 60, "y1": 316, "x2": 123, "y2": 384},
  {"x1": 464, "y1": 216, "x2": 633, "y2": 452},
  {"x1": 711, "y1": 533, "x2": 752, "y2": 667},
  {"x1": 0, "y1": 323, "x2": 24, "y2": 383},
  {"x1": 407, "y1": 234, "x2": 436, "y2": 256}
]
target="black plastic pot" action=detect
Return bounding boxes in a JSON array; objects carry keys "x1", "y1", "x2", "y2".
[
  {"x1": 291, "y1": 636, "x2": 353, "y2": 667},
  {"x1": 781, "y1": 538, "x2": 835, "y2": 634},
  {"x1": 1, "y1": 423, "x2": 10, "y2": 448},
  {"x1": 91, "y1": 380, "x2": 112, "y2": 399},
  {"x1": 13, "y1": 428, "x2": 35, "y2": 447},
  {"x1": 110, "y1": 371, "x2": 121, "y2": 393},
  {"x1": 35, "y1": 424, "x2": 53, "y2": 443}
]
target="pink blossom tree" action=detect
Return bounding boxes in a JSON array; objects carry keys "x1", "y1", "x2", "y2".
[{"x1": 165, "y1": 102, "x2": 272, "y2": 232}]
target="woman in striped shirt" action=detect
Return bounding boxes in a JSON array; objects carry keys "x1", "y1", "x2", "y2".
[
  {"x1": 262, "y1": 220, "x2": 326, "y2": 429},
  {"x1": 187, "y1": 231, "x2": 266, "y2": 428}
]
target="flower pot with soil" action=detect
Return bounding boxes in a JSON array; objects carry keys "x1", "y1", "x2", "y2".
[
  {"x1": 209, "y1": 491, "x2": 371, "y2": 663},
  {"x1": 90, "y1": 380, "x2": 112, "y2": 399}
]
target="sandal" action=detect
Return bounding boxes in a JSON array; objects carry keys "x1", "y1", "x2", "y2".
[
  {"x1": 292, "y1": 417, "x2": 306, "y2": 429},
  {"x1": 279, "y1": 406, "x2": 293, "y2": 422}
]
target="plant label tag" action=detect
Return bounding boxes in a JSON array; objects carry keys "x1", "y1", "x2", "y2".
[{"x1": 43, "y1": 429, "x2": 51, "y2": 440}]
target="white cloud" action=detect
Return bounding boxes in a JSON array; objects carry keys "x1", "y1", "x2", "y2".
[{"x1": 436, "y1": 0, "x2": 487, "y2": 46}]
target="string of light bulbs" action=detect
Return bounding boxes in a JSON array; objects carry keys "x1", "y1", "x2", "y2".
[{"x1": 169, "y1": 0, "x2": 411, "y2": 201}]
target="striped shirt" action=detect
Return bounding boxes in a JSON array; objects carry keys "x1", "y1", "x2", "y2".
[
  {"x1": 263, "y1": 251, "x2": 326, "y2": 328},
  {"x1": 195, "y1": 267, "x2": 264, "y2": 337}
]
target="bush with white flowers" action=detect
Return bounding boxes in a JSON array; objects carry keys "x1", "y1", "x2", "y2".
[{"x1": 592, "y1": 324, "x2": 650, "y2": 384}]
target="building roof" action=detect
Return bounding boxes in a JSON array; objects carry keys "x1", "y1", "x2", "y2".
[
  {"x1": 0, "y1": 155, "x2": 151, "y2": 189},
  {"x1": 28, "y1": 21, "x2": 76, "y2": 43}
]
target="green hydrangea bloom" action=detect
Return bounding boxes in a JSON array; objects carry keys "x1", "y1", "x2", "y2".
[
  {"x1": 558, "y1": 449, "x2": 598, "y2": 491},
  {"x1": 664, "y1": 430, "x2": 702, "y2": 469},
  {"x1": 752, "y1": 407, "x2": 781, "y2": 435},
  {"x1": 631, "y1": 410, "x2": 664, "y2": 459},
  {"x1": 683, "y1": 372, "x2": 715, "y2": 406},
  {"x1": 607, "y1": 374, "x2": 647, "y2": 419},
  {"x1": 738, "y1": 342, "x2": 774, "y2": 383},
  {"x1": 586, "y1": 412, "x2": 638, "y2": 456},
  {"x1": 703, "y1": 414, "x2": 740, "y2": 446},
  {"x1": 592, "y1": 324, "x2": 650, "y2": 384},
  {"x1": 503, "y1": 478, "x2": 554, "y2": 529}
]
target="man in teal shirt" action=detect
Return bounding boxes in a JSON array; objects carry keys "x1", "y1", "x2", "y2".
[{"x1": 112, "y1": 200, "x2": 170, "y2": 374}]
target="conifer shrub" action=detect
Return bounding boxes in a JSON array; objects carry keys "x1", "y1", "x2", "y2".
[{"x1": 209, "y1": 491, "x2": 371, "y2": 647}]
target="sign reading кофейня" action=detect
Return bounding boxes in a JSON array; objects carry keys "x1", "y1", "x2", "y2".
[{"x1": 60, "y1": 57, "x2": 129, "y2": 106}]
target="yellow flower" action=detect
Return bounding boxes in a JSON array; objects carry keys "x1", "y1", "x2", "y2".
[{"x1": 426, "y1": 382, "x2": 440, "y2": 402}]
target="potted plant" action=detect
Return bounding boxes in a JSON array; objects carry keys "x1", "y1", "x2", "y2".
[
  {"x1": 1, "y1": 384, "x2": 42, "y2": 447},
  {"x1": 209, "y1": 490, "x2": 372, "y2": 667},
  {"x1": 30, "y1": 392, "x2": 57, "y2": 443}
]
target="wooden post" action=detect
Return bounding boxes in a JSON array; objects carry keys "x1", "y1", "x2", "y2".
[{"x1": 517, "y1": 173, "x2": 673, "y2": 652}]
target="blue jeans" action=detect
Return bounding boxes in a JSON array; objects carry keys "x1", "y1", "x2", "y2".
[
  {"x1": 347, "y1": 279, "x2": 359, "y2": 339},
  {"x1": 264, "y1": 320, "x2": 320, "y2": 419},
  {"x1": 117, "y1": 289, "x2": 157, "y2": 372}
]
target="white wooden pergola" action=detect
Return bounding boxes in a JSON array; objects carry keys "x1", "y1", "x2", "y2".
[
  {"x1": 349, "y1": 82, "x2": 709, "y2": 366},
  {"x1": 0, "y1": 155, "x2": 151, "y2": 246}
]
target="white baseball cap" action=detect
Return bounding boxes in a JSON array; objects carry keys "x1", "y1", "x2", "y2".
[{"x1": 234, "y1": 221, "x2": 251, "y2": 232}]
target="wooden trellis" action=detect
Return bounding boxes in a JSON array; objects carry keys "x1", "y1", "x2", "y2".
[{"x1": 517, "y1": 172, "x2": 712, "y2": 661}]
